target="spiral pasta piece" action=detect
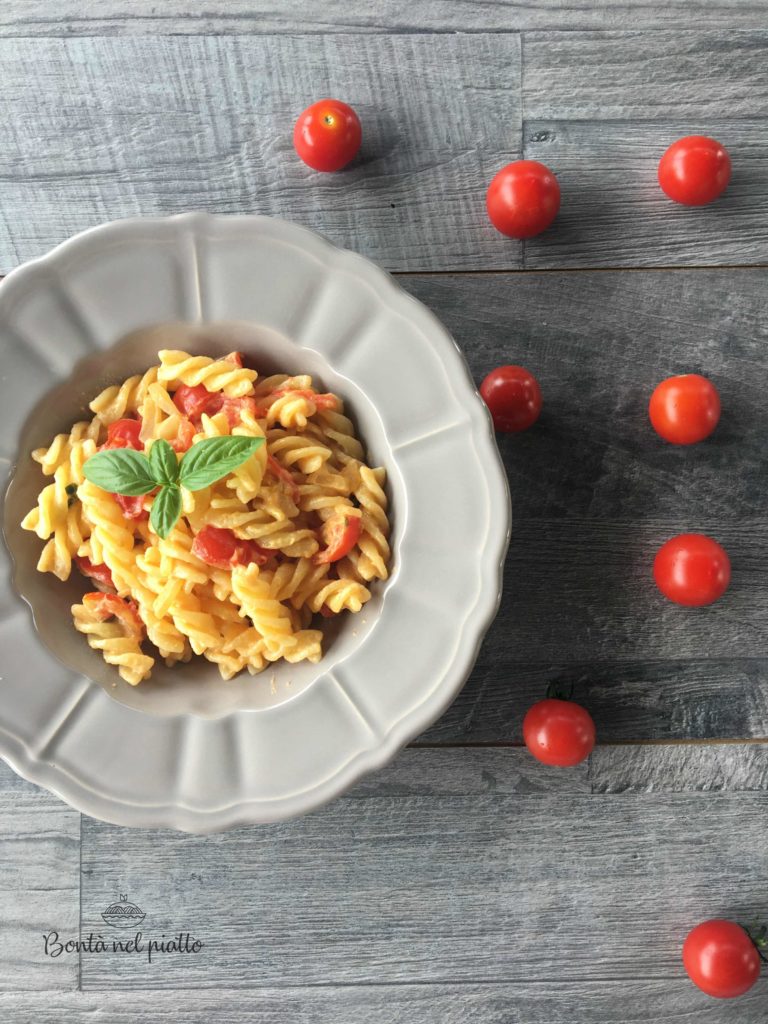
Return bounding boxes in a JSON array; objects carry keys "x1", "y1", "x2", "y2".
[
  {"x1": 231, "y1": 564, "x2": 297, "y2": 654},
  {"x1": 158, "y1": 350, "x2": 257, "y2": 397},
  {"x1": 309, "y1": 579, "x2": 372, "y2": 614},
  {"x1": 90, "y1": 367, "x2": 158, "y2": 425},
  {"x1": 72, "y1": 603, "x2": 154, "y2": 685}
]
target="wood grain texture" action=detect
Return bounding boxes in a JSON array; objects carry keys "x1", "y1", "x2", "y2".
[
  {"x1": 521, "y1": 32, "x2": 768, "y2": 268},
  {"x1": 401, "y1": 268, "x2": 768, "y2": 740},
  {"x1": 524, "y1": 119, "x2": 768, "y2": 268},
  {"x1": 0, "y1": 34, "x2": 521, "y2": 274},
  {"x1": 5, "y1": 1, "x2": 768, "y2": 34},
  {"x1": 78, "y1": 746, "x2": 768, "y2": 990},
  {"x1": 0, "y1": 761, "x2": 80, "y2": 992},
  {"x1": 523, "y1": 31, "x2": 768, "y2": 121},
  {"x1": 590, "y1": 741, "x2": 768, "y2": 792},
  {"x1": 0, "y1": 981, "x2": 765, "y2": 1024}
]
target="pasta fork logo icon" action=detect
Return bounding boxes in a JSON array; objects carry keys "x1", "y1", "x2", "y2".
[{"x1": 101, "y1": 894, "x2": 146, "y2": 929}]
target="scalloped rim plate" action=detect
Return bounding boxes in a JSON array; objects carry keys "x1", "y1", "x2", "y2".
[{"x1": 0, "y1": 214, "x2": 510, "y2": 832}]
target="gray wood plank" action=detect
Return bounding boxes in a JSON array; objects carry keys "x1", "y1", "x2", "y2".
[
  {"x1": 0, "y1": 981, "x2": 765, "y2": 1024},
  {"x1": 523, "y1": 31, "x2": 768, "y2": 121},
  {"x1": 590, "y1": 741, "x2": 768, "y2": 792},
  {"x1": 400, "y1": 267, "x2": 768, "y2": 740},
  {"x1": 420, "y1": 658, "x2": 768, "y2": 744},
  {"x1": 524, "y1": 119, "x2": 768, "y2": 268},
  {"x1": 5, "y1": 1, "x2": 768, "y2": 34},
  {"x1": 521, "y1": 32, "x2": 768, "y2": 268},
  {"x1": 0, "y1": 761, "x2": 80, "y2": 992},
  {"x1": 0, "y1": 34, "x2": 521, "y2": 274},
  {"x1": 78, "y1": 746, "x2": 768, "y2": 990}
]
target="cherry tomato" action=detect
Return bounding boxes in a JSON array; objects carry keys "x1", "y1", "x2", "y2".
[
  {"x1": 114, "y1": 494, "x2": 150, "y2": 522},
  {"x1": 658, "y1": 136, "x2": 731, "y2": 206},
  {"x1": 314, "y1": 512, "x2": 362, "y2": 564},
  {"x1": 83, "y1": 592, "x2": 145, "y2": 639},
  {"x1": 480, "y1": 365, "x2": 542, "y2": 432},
  {"x1": 523, "y1": 698, "x2": 596, "y2": 767},
  {"x1": 102, "y1": 418, "x2": 143, "y2": 451},
  {"x1": 683, "y1": 920, "x2": 761, "y2": 999},
  {"x1": 649, "y1": 374, "x2": 721, "y2": 445},
  {"x1": 293, "y1": 99, "x2": 362, "y2": 172},
  {"x1": 191, "y1": 525, "x2": 270, "y2": 570},
  {"x1": 654, "y1": 534, "x2": 731, "y2": 607},
  {"x1": 486, "y1": 160, "x2": 560, "y2": 239},
  {"x1": 74, "y1": 556, "x2": 114, "y2": 591}
]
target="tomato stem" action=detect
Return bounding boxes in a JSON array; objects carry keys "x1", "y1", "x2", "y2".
[
  {"x1": 745, "y1": 924, "x2": 768, "y2": 964},
  {"x1": 545, "y1": 677, "x2": 575, "y2": 701}
]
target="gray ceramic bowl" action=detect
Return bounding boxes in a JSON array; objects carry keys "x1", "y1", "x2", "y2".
[{"x1": 0, "y1": 214, "x2": 510, "y2": 831}]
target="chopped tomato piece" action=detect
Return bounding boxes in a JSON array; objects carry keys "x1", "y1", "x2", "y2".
[
  {"x1": 219, "y1": 395, "x2": 257, "y2": 427},
  {"x1": 102, "y1": 417, "x2": 143, "y2": 451},
  {"x1": 114, "y1": 493, "x2": 150, "y2": 521},
  {"x1": 173, "y1": 383, "x2": 255, "y2": 428},
  {"x1": 74, "y1": 556, "x2": 115, "y2": 591},
  {"x1": 191, "y1": 525, "x2": 271, "y2": 570},
  {"x1": 314, "y1": 512, "x2": 362, "y2": 564},
  {"x1": 266, "y1": 454, "x2": 300, "y2": 501},
  {"x1": 224, "y1": 351, "x2": 244, "y2": 367},
  {"x1": 271, "y1": 388, "x2": 339, "y2": 411},
  {"x1": 83, "y1": 592, "x2": 145, "y2": 639},
  {"x1": 173, "y1": 383, "x2": 220, "y2": 421},
  {"x1": 169, "y1": 416, "x2": 196, "y2": 453},
  {"x1": 319, "y1": 604, "x2": 335, "y2": 619}
]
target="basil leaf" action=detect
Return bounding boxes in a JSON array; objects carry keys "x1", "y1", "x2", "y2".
[
  {"x1": 83, "y1": 449, "x2": 157, "y2": 496},
  {"x1": 148, "y1": 438, "x2": 180, "y2": 486},
  {"x1": 150, "y1": 484, "x2": 182, "y2": 539},
  {"x1": 179, "y1": 436, "x2": 264, "y2": 492}
]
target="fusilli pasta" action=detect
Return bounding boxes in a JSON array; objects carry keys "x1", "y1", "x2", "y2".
[{"x1": 22, "y1": 348, "x2": 390, "y2": 684}]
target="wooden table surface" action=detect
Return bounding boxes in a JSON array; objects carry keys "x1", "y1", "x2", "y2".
[{"x1": 2, "y1": 4, "x2": 768, "y2": 1021}]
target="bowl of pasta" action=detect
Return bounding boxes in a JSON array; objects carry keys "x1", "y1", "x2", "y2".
[{"x1": 0, "y1": 213, "x2": 510, "y2": 831}]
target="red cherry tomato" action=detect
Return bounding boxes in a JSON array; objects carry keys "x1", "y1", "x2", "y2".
[
  {"x1": 486, "y1": 160, "x2": 560, "y2": 239},
  {"x1": 654, "y1": 534, "x2": 731, "y2": 607},
  {"x1": 114, "y1": 494, "x2": 150, "y2": 521},
  {"x1": 82, "y1": 592, "x2": 145, "y2": 639},
  {"x1": 649, "y1": 374, "x2": 721, "y2": 445},
  {"x1": 523, "y1": 699, "x2": 596, "y2": 767},
  {"x1": 102, "y1": 418, "x2": 143, "y2": 451},
  {"x1": 74, "y1": 556, "x2": 114, "y2": 591},
  {"x1": 314, "y1": 512, "x2": 362, "y2": 565},
  {"x1": 293, "y1": 99, "x2": 362, "y2": 172},
  {"x1": 480, "y1": 365, "x2": 542, "y2": 432},
  {"x1": 658, "y1": 136, "x2": 731, "y2": 206},
  {"x1": 191, "y1": 525, "x2": 270, "y2": 570},
  {"x1": 683, "y1": 920, "x2": 761, "y2": 999}
]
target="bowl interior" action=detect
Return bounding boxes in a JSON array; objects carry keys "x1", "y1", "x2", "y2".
[{"x1": 3, "y1": 320, "x2": 401, "y2": 719}]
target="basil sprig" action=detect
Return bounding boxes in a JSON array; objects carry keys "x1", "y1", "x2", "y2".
[{"x1": 83, "y1": 436, "x2": 264, "y2": 539}]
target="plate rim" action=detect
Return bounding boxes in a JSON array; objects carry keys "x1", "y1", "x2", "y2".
[{"x1": 0, "y1": 212, "x2": 511, "y2": 831}]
